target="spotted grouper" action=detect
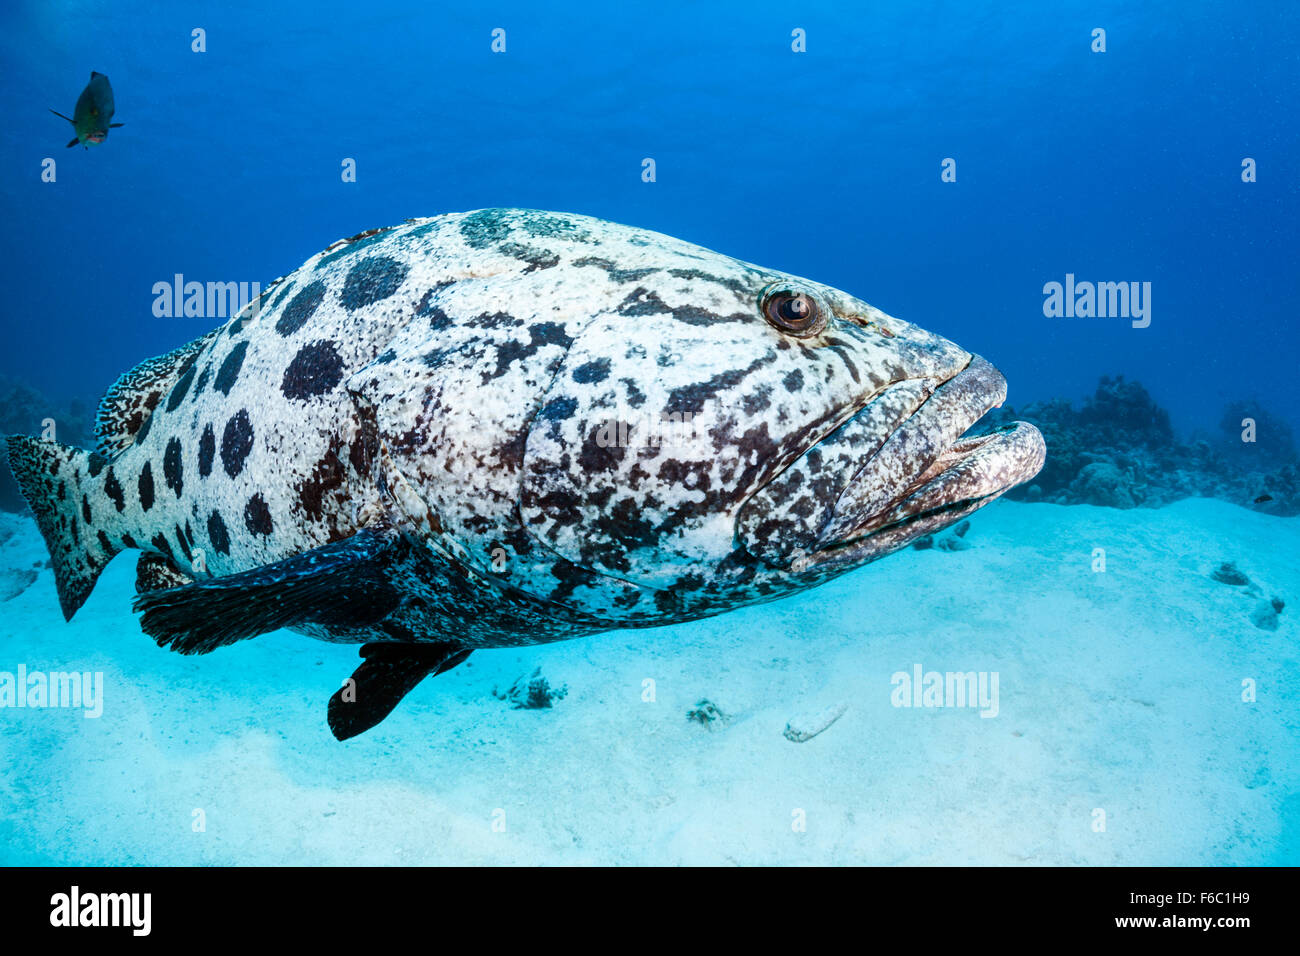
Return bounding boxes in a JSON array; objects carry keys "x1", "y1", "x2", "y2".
[{"x1": 5, "y1": 209, "x2": 1045, "y2": 739}]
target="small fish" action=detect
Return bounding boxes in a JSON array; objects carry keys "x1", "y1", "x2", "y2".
[
  {"x1": 49, "y1": 71, "x2": 124, "y2": 149},
  {"x1": 1254, "y1": 494, "x2": 1273, "y2": 504}
]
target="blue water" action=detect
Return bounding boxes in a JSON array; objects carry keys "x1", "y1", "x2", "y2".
[
  {"x1": 2, "y1": 0, "x2": 1297, "y2": 433},
  {"x1": 0, "y1": 1, "x2": 1297, "y2": 866}
]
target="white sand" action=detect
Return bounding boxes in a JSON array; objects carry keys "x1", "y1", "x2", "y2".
[{"x1": 0, "y1": 498, "x2": 1296, "y2": 865}]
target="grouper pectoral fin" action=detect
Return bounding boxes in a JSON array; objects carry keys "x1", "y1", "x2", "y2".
[
  {"x1": 328, "y1": 643, "x2": 473, "y2": 741},
  {"x1": 49, "y1": 109, "x2": 74, "y2": 124},
  {"x1": 133, "y1": 526, "x2": 403, "y2": 655},
  {"x1": 110, "y1": 123, "x2": 123, "y2": 128},
  {"x1": 65, "y1": 138, "x2": 79, "y2": 148}
]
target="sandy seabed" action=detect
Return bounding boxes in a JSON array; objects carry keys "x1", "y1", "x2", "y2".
[{"x1": 0, "y1": 498, "x2": 1296, "y2": 866}]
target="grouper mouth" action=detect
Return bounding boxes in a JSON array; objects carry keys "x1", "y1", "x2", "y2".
[{"x1": 735, "y1": 355, "x2": 1046, "y2": 574}]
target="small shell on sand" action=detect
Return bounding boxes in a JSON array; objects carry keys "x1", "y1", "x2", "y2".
[{"x1": 783, "y1": 702, "x2": 848, "y2": 743}]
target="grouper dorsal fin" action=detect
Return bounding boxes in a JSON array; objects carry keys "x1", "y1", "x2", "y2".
[
  {"x1": 94, "y1": 328, "x2": 221, "y2": 456},
  {"x1": 133, "y1": 526, "x2": 404, "y2": 655}
]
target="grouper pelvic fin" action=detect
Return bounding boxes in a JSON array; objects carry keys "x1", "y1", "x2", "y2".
[
  {"x1": 328, "y1": 643, "x2": 473, "y2": 741},
  {"x1": 135, "y1": 552, "x2": 194, "y2": 594},
  {"x1": 134, "y1": 527, "x2": 404, "y2": 655}
]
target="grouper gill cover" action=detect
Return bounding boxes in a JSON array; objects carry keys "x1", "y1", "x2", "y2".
[{"x1": 5, "y1": 208, "x2": 1045, "y2": 739}]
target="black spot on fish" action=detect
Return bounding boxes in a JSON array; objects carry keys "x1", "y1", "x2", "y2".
[
  {"x1": 163, "y1": 437, "x2": 184, "y2": 496},
  {"x1": 174, "y1": 524, "x2": 190, "y2": 555},
  {"x1": 667, "y1": 268, "x2": 753, "y2": 299},
  {"x1": 192, "y1": 363, "x2": 213, "y2": 401},
  {"x1": 519, "y1": 213, "x2": 592, "y2": 243},
  {"x1": 615, "y1": 286, "x2": 743, "y2": 326},
  {"x1": 282, "y1": 341, "x2": 344, "y2": 400},
  {"x1": 134, "y1": 410, "x2": 153, "y2": 445},
  {"x1": 138, "y1": 462, "x2": 155, "y2": 511},
  {"x1": 664, "y1": 355, "x2": 776, "y2": 417},
  {"x1": 741, "y1": 385, "x2": 773, "y2": 416},
  {"x1": 207, "y1": 511, "x2": 230, "y2": 555},
  {"x1": 499, "y1": 242, "x2": 560, "y2": 272},
  {"x1": 573, "y1": 256, "x2": 658, "y2": 284},
  {"x1": 214, "y1": 341, "x2": 249, "y2": 396},
  {"x1": 415, "y1": 282, "x2": 457, "y2": 329},
  {"x1": 81, "y1": 494, "x2": 92, "y2": 524},
  {"x1": 197, "y1": 424, "x2": 215, "y2": 477},
  {"x1": 103, "y1": 467, "x2": 125, "y2": 512},
  {"x1": 120, "y1": 532, "x2": 136, "y2": 549},
  {"x1": 577, "y1": 421, "x2": 628, "y2": 473},
  {"x1": 266, "y1": 278, "x2": 295, "y2": 311},
  {"x1": 485, "y1": 322, "x2": 572, "y2": 382},
  {"x1": 276, "y1": 281, "x2": 327, "y2": 335},
  {"x1": 166, "y1": 364, "x2": 197, "y2": 411},
  {"x1": 572, "y1": 358, "x2": 611, "y2": 384},
  {"x1": 621, "y1": 378, "x2": 647, "y2": 409},
  {"x1": 783, "y1": 369, "x2": 804, "y2": 393},
  {"x1": 460, "y1": 209, "x2": 513, "y2": 248},
  {"x1": 56, "y1": 481, "x2": 66, "y2": 501},
  {"x1": 295, "y1": 440, "x2": 347, "y2": 522},
  {"x1": 538, "y1": 396, "x2": 578, "y2": 421},
  {"x1": 653, "y1": 589, "x2": 682, "y2": 614},
  {"x1": 150, "y1": 532, "x2": 175, "y2": 562},
  {"x1": 221, "y1": 410, "x2": 254, "y2": 478},
  {"x1": 87, "y1": 453, "x2": 107, "y2": 478},
  {"x1": 823, "y1": 338, "x2": 861, "y2": 384},
  {"x1": 613, "y1": 589, "x2": 642, "y2": 609},
  {"x1": 424, "y1": 305, "x2": 452, "y2": 332},
  {"x1": 341, "y1": 256, "x2": 408, "y2": 310},
  {"x1": 96, "y1": 530, "x2": 113, "y2": 554},
  {"x1": 547, "y1": 558, "x2": 600, "y2": 603},
  {"x1": 244, "y1": 494, "x2": 273, "y2": 535},
  {"x1": 468, "y1": 311, "x2": 523, "y2": 331}
]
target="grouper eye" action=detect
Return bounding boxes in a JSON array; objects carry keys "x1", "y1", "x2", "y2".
[{"x1": 760, "y1": 285, "x2": 825, "y2": 336}]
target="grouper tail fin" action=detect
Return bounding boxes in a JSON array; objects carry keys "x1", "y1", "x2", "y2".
[{"x1": 4, "y1": 435, "x2": 120, "y2": 620}]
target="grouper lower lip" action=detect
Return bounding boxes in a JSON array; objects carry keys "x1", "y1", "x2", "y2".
[
  {"x1": 800, "y1": 355, "x2": 1045, "y2": 570},
  {"x1": 795, "y1": 420, "x2": 1045, "y2": 573},
  {"x1": 737, "y1": 354, "x2": 1045, "y2": 573}
]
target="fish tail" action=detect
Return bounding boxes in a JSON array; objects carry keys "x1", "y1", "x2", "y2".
[{"x1": 4, "y1": 435, "x2": 123, "y2": 620}]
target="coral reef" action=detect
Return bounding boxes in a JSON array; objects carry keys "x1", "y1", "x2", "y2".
[
  {"x1": 686, "y1": 698, "x2": 726, "y2": 727},
  {"x1": 492, "y1": 667, "x2": 568, "y2": 709},
  {"x1": 979, "y1": 376, "x2": 1300, "y2": 515},
  {"x1": 1206, "y1": 559, "x2": 1286, "y2": 631},
  {"x1": 914, "y1": 519, "x2": 971, "y2": 552}
]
